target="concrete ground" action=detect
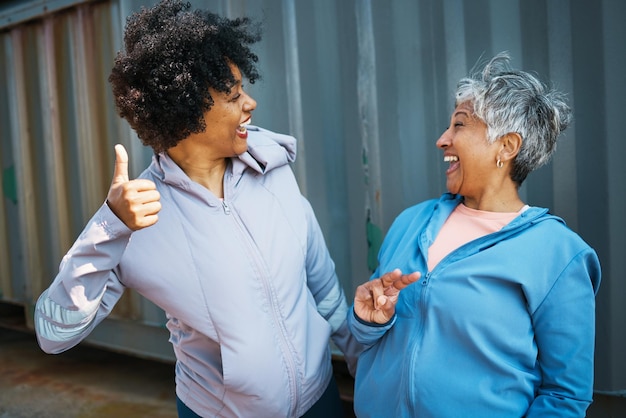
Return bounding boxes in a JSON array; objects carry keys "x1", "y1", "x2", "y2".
[
  {"x1": 0, "y1": 326, "x2": 177, "y2": 418},
  {"x1": 3, "y1": 324, "x2": 618, "y2": 418},
  {"x1": 0, "y1": 326, "x2": 356, "y2": 418}
]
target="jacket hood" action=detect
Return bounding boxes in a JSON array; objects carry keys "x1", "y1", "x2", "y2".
[
  {"x1": 235, "y1": 125, "x2": 297, "y2": 176},
  {"x1": 149, "y1": 125, "x2": 297, "y2": 190}
]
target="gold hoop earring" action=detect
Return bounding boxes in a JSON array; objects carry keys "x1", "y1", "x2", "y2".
[{"x1": 497, "y1": 158, "x2": 503, "y2": 168}]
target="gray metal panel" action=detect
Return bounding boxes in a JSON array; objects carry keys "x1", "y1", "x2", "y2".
[
  {"x1": 598, "y1": 0, "x2": 626, "y2": 395},
  {"x1": 1, "y1": 0, "x2": 624, "y2": 396},
  {"x1": 0, "y1": 0, "x2": 95, "y2": 30}
]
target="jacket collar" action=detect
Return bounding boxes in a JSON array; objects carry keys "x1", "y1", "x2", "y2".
[
  {"x1": 149, "y1": 125, "x2": 297, "y2": 190},
  {"x1": 233, "y1": 125, "x2": 296, "y2": 176}
]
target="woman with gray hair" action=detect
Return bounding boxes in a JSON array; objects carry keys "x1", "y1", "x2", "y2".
[{"x1": 348, "y1": 52, "x2": 601, "y2": 417}]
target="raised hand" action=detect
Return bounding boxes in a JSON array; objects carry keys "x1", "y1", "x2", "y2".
[
  {"x1": 105, "y1": 144, "x2": 161, "y2": 231},
  {"x1": 354, "y1": 269, "x2": 421, "y2": 324}
]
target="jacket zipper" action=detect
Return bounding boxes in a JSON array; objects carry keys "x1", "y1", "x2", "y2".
[
  {"x1": 222, "y1": 199, "x2": 231, "y2": 215},
  {"x1": 222, "y1": 197, "x2": 299, "y2": 416},
  {"x1": 407, "y1": 269, "x2": 430, "y2": 415},
  {"x1": 404, "y1": 212, "x2": 546, "y2": 414}
]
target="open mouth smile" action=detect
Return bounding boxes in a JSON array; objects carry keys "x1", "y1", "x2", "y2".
[{"x1": 236, "y1": 119, "x2": 251, "y2": 138}]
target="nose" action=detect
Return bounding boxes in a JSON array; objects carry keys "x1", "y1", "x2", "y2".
[
  {"x1": 243, "y1": 92, "x2": 257, "y2": 112},
  {"x1": 436, "y1": 127, "x2": 451, "y2": 149}
]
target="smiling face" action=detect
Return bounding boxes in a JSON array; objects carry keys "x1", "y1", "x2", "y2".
[
  {"x1": 436, "y1": 101, "x2": 502, "y2": 200},
  {"x1": 200, "y1": 63, "x2": 257, "y2": 158}
]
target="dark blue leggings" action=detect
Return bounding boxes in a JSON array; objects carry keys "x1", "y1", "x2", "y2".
[
  {"x1": 301, "y1": 376, "x2": 344, "y2": 418},
  {"x1": 176, "y1": 376, "x2": 344, "y2": 418},
  {"x1": 176, "y1": 396, "x2": 201, "y2": 418}
]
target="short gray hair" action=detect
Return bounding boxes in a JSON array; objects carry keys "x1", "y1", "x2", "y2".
[{"x1": 455, "y1": 52, "x2": 572, "y2": 185}]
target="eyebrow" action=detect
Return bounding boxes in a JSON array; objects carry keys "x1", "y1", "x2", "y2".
[{"x1": 453, "y1": 110, "x2": 469, "y2": 118}]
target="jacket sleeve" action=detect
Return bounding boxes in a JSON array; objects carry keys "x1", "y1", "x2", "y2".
[
  {"x1": 300, "y1": 196, "x2": 364, "y2": 376},
  {"x1": 34, "y1": 203, "x2": 132, "y2": 354},
  {"x1": 525, "y1": 248, "x2": 601, "y2": 417},
  {"x1": 346, "y1": 305, "x2": 396, "y2": 350}
]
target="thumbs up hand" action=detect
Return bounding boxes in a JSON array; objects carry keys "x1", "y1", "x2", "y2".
[{"x1": 106, "y1": 144, "x2": 161, "y2": 231}]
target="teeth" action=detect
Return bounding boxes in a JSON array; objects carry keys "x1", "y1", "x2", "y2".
[
  {"x1": 444, "y1": 155, "x2": 459, "y2": 162},
  {"x1": 237, "y1": 119, "x2": 251, "y2": 133}
]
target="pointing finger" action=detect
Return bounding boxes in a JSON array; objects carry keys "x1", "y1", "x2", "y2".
[
  {"x1": 380, "y1": 269, "x2": 402, "y2": 288},
  {"x1": 392, "y1": 271, "x2": 421, "y2": 291}
]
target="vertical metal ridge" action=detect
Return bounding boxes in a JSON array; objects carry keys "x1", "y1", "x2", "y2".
[
  {"x1": 41, "y1": 17, "x2": 71, "y2": 282},
  {"x1": 0, "y1": 34, "x2": 12, "y2": 297},
  {"x1": 9, "y1": 27, "x2": 42, "y2": 300},
  {"x1": 356, "y1": 0, "x2": 383, "y2": 271},
  {"x1": 546, "y1": 0, "x2": 577, "y2": 228},
  {"x1": 74, "y1": 6, "x2": 106, "y2": 218},
  {"x1": 282, "y1": 0, "x2": 306, "y2": 193}
]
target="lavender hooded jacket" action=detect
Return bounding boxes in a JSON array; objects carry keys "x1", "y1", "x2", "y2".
[{"x1": 35, "y1": 126, "x2": 361, "y2": 417}]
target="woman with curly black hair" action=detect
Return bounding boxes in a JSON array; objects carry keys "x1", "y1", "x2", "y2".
[{"x1": 33, "y1": 1, "x2": 361, "y2": 417}]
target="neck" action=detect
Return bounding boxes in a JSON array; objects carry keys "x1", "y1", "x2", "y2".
[
  {"x1": 463, "y1": 197, "x2": 526, "y2": 213},
  {"x1": 462, "y1": 184, "x2": 524, "y2": 213},
  {"x1": 167, "y1": 144, "x2": 228, "y2": 198}
]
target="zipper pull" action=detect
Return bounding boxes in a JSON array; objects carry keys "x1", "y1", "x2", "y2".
[{"x1": 222, "y1": 200, "x2": 231, "y2": 215}]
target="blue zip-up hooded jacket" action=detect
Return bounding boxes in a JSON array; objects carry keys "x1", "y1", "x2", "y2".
[
  {"x1": 349, "y1": 193, "x2": 601, "y2": 418},
  {"x1": 35, "y1": 126, "x2": 362, "y2": 418}
]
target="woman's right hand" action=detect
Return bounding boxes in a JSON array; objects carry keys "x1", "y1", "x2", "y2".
[
  {"x1": 106, "y1": 144, "x2": 161, "y2": 231},
  {"x1": 354, "y1": 269, "x2": 421, "y2": 324}
]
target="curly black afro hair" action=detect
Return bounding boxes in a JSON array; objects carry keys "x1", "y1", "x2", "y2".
[{"x1": 109, "y1": 0, "x2": 261, "y2": 153}]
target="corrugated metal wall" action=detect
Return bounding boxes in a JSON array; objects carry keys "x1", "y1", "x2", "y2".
[{"x1": 1, "y1": 0, "x2": 624, "y2": 407}]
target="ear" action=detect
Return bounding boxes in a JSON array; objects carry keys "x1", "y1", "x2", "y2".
[{"x1": 498, "y1": 132, "x2": 522, "y2": 162}]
